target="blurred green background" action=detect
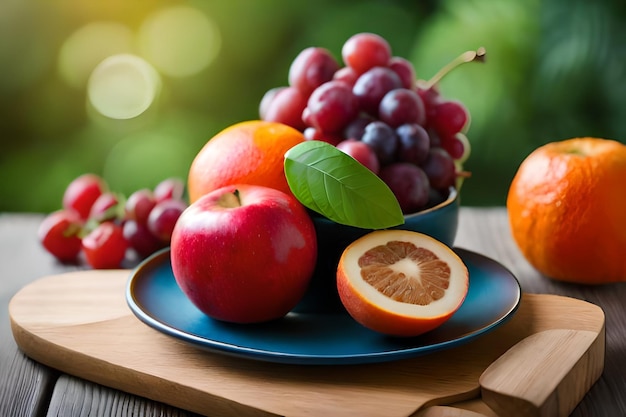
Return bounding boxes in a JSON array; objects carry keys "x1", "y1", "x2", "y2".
[{"x1": 2, "y1": 0, "x2": 626, "y2": 213}]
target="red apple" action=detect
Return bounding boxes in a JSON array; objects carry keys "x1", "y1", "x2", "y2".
[{"x1": 170, "y1": 184, "x2": 318, "y2": 323}]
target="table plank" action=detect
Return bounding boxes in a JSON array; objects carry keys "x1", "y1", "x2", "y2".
[
  {"x1": 0, "y1": 214, "x2": 194, "y2": 417},
  {"x1": 456, "y1": 208, "x2": 626, "y2": 417},
  {"x1": 46, "y1": 376, "x2": 202, "y2": 417},
  {"x1": 1, "y1": 214, "x2": 64, "y2": 417},
  {"x1": 2, "y1": 210, "x2": 625, "y2": 417},
  {"x1": 0, "y1": 336, "x2": 57, "y2": 417}
]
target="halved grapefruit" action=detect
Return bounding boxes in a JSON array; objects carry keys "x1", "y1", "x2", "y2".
[{"x1": 337, "y1": 230, "x2": 469, "y2": 337}]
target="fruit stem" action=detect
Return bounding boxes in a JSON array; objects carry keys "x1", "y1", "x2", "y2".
[
  {"x1": 424, "y1": 47, "x2": 486, "y2": 89},
  {"x1": 218, "y1": 189, "x2": 242, "y2": 208}
]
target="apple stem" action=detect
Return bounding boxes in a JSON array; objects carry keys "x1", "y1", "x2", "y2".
[
  {"x1": 218, "y1": 189, "x2": 242, "y2": 208},
  {"x1": 423, "y1": 47, "x2": 486, "y2": 90}
]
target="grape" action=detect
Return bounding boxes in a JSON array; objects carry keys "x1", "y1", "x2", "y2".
[
  {"x1": 82, "y1": 222, "x2": 128, "y2": 269},
  {"x1": 378, "y1": 88, "x2": 426, "y2": 127},
  {"x1": 342, "y1": 32, "x2": 391, "y2": 74},
  {"x1": 154, "y1": 177, "x2": 185, "y2": 202},
  {"x1": 38, "y1": 209, "x2": 83, "y2": 262},
  {"x1": 123, "y1": 219, "x2": 166, "y2": 259},
  {"x1": 428, "y1": 187, "x2": 448, "y2": 208},
  {"x1": 427, "y1": 128, "x2": 442, "y2": 148},
  {"x1": 429, "y1": 99, "x2": 469, "y2": 137},
  {"x1": 416, "y1": 85, "x2": 441, "y2": 121},
  {"x1": 336, "y1": 139, "x2": 380, "y2": 174},
  {"x1": 125, "y1": 188, "x2": 156, "y2": 225},
  {"x1": 288, "y1": 47, "x2": 339, "y2": 96},
  {"x1": 303, "y1": 127, "x2": 343, "y2": 146},
  {"x1": 259, "y1": 86, "x2": 285, "y2": 120},
  {"x1": 260, "y1": 86, "x2": 307, "y2": 130},
  {"x1": 352, "y1": 67, "x2": 402, "y2": 116},
  {"x1": 343, "y1": 114, "x2": 374, "y2": 141},
  {"x1": 88, "y1": 192, "x2": 122, "y2": 223},
  {"x1": 388, "y1": 56, "x2": 416, "y2": 90},
  {"x1": 147, "y1": 199, "x2": 187, "y2": 243},
  {"x1": 395, "y1": 123, "x2": 430, "y2": 165},
  {"x1": 360, "y1": 121, "x2": 398, "y2": 165},
  {"x1": 303, "y1": 80, "x2": 358, "y2": 133},
  {"x1": 422, "y1": 147, "x2": 457, "y2": 190},
  {"x1": 440, "y1": 133, "x2": 466, "y2": 160},
  {"x1": 255, "y1": 33, "x2": 481, "y2": 216},
  {"x1": 455, "y1": 132, "x2": 471, "y2": 163},
  {"x1": 62, "y1": 173, "x2": 107, "y2": 220},
  {"x1": 379, "y1": 163, "x2": 430, "y2": 214},
  {"x1": 332, "y1": 66, "x2": 358, "y2": 87},
  {"x1": 44, "y1": 173, "x2": 191, "y2": 268}
]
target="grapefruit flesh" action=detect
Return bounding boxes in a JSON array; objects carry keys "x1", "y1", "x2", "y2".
[{"x1": 337, "y1": 230, "x2": 469, "y2": 337}]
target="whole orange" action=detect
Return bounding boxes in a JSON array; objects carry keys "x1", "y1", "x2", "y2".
[
  {"x1": 507, "y1": 137, "x2": 626, "y2": 284},
  {"x1": 187, "y1": 120, "x2": 305, "y2": 203}
]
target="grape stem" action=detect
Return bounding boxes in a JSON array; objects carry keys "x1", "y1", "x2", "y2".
[{"x1": 423, "y1": 47, "x2": 486, "y2": 89}]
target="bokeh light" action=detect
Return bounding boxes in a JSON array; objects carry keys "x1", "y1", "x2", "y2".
[
  {"x1": 87, "y1": 54, "x2": 161, "y2": 120},
  {"x1": 3, "y1": 0, "x2": 626, "y2": 214},
  {"x1": 58, "y1": 21, "x2": 135, "y2": 89},
  {"x1": 138, "y1": 5, "x2": 221, "y2": 78}
]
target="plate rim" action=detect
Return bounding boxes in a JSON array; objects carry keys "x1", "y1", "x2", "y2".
[{"x1": 126, "y1": 247, "x2": 522, "y2": 365}]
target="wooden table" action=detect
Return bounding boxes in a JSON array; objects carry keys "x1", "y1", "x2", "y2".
[{"x1": 1, "y1": 209, "x2": 625, "y2": 416}]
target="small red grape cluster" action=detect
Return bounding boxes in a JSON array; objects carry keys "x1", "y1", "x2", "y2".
[
  {"x1": 38, "y1": 174, "x2": 188, "y2": 269},
  {"x1": 260, "y1": 32, "x2": 483, "y2": 214}
]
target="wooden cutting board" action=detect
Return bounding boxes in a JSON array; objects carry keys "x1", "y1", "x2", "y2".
[{"x1": 9, "y1": 270, "x2": 605, "y2": 417}]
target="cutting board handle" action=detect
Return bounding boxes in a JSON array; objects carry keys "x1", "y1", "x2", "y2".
[{"x1": 479, "y1": 328, "x2": 605, "y2": 417}]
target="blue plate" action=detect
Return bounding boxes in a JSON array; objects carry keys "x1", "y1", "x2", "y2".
[{"x1": 126, "y1": 248, "x2": 521, "y2": 365}]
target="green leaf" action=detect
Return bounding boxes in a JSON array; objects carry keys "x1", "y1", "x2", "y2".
[{"x1": 284, "y1": 141, "x2": 404, "y2": 229}]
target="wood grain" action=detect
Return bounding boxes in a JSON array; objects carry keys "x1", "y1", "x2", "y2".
[
  {"x1": 47, "y1": 375, "x2": 203, "y2": 417},
  {"x1": 0, "y1": 214, "x2": 65, "y2": 417},
  {"x1": 3, "y1": 211, "x2": 623, "y2": 416},
  {"x1": 456, "y1": 208, "x2": 626, "y2": 417},
  {"x1": 0, "y1": 336, "x2": 57, "y2": 417},
  {"x1": 414, "y1": 405, "x2": 491, "y2": 417},
  {"x1": 9, "y1": 270, "x2": 604, "y2": 417},
  {"x1": 480, "y1": 329, "x2": 605, "y2": 417}
]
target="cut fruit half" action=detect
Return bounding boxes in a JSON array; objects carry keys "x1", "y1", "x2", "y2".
[{"x1": 337, "y1": 230, "x2": 469, "y2": 337}]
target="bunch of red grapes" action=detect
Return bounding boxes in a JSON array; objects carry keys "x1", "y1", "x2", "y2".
[
  {"x1": 38, "y1": 174, "x2": 188, "y2": 268},
  {"x1": 260, "y1": 32, "x2": 483, "y2": 214}
]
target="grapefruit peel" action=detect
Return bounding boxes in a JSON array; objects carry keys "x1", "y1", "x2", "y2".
[{"x1": 337, "y1": 230, "x2": 469, "y2": 337}]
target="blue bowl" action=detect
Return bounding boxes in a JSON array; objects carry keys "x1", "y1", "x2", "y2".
[{"x1": 294, "y1": 187, "x2": 460, "y2": 313}]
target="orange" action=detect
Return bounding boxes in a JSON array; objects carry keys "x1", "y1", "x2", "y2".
[
  {"x1": 187, "y1": 120, "x2": 305, "y2": 203},
  {"x1": 507, "y1": 137, "x2": 626, "y2": 284},
  {"x1": 336, "y1": 230, "x2": 469, "y2": 337}
]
